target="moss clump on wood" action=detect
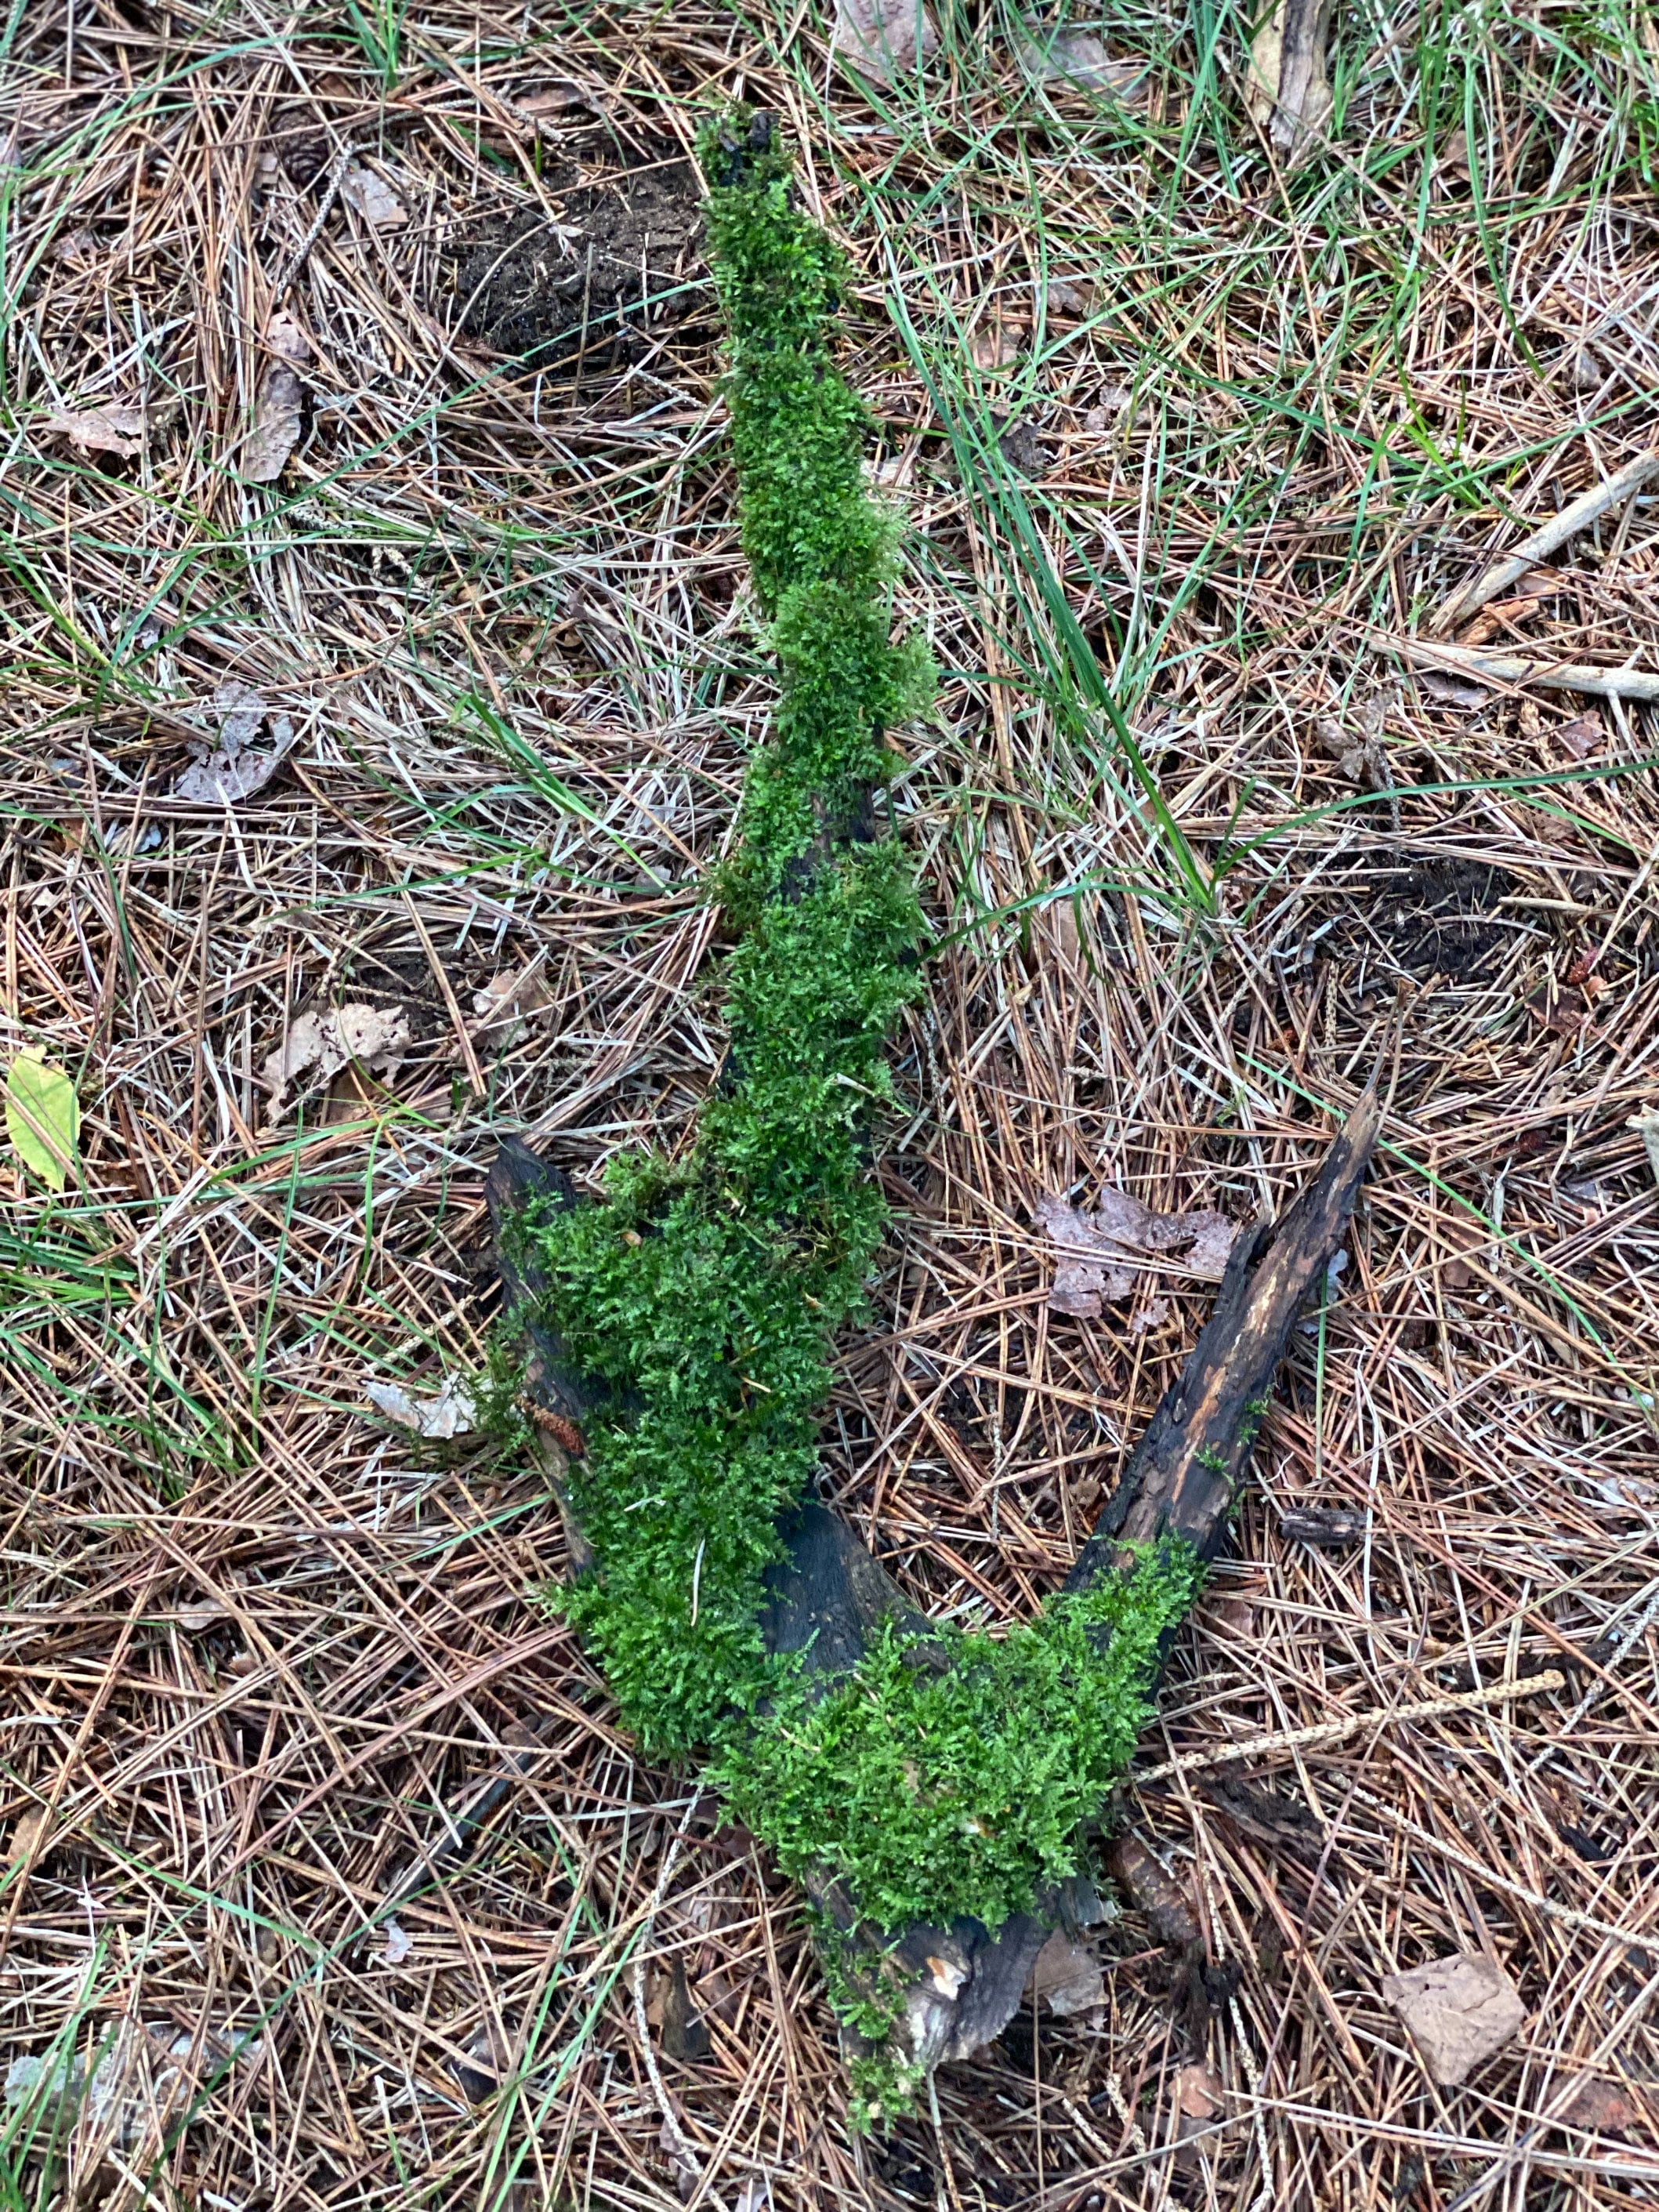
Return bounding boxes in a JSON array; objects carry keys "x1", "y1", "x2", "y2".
[{"x1": 511, "y1": 109, "x2": 1203, "y2": 2118}]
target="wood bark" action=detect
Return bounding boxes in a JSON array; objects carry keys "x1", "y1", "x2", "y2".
[{"x1": 487, "y1": 1088, "x2": 1380, "y2": 2078}]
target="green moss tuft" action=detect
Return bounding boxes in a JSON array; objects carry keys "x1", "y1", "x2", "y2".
[{"x1": 709, "y1": 1543, "x2": 1202, "y2": 1935}]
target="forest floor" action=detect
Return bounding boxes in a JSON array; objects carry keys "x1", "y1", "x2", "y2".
[{"x1": 4, "y1": 3, "x2": 1659, "y2": 2210}]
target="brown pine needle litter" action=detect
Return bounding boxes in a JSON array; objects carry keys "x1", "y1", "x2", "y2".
[{"x1": 3, "y1": 2, "x2": 1659, "y2": 2209}]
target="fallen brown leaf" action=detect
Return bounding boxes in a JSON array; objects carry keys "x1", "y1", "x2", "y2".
[
  {"x1": 1554, "y1": 713, "x2": 1603, "y2": 759},
  {"x1": 1174, "y1": 2062, "x2": 1224, "y2": 2120},
  {"x1": 341, "y1": 163, "x2": 408, "y2": 227},
  {"x1": 1027, "y1": 1930, "x2": 1104, "y2": 2018},
  {"x1": 1035, "y1": 1185, "x2": 1235, "y2": 1316},
  {"x1": 263, "y1": 1003, "x2": 413, "y2": 1110},
  {"x1": 43, "y1": 401, "x2": 147, "y2": 457},
  {"x1": 1559, "y1": 2076, "x2": 1643, "y2": 2136},
  {"x1": 6, "y1": 1806, "x2": 48, "y2": 1867},
  {"x1": 1381, "y1": 1953, "x2": 1526, "y2": 2086},
  {"x1": 1014, "y1": 20, "x2": 1145, "y2": 97},
  {"x1": 172, "y1": 683, "x2": 298, "y2": 804}
]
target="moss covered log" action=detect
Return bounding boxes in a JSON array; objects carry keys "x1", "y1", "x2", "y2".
[{"x1": 504, "y1": 109, "x2": 1202, "y2": 2123}]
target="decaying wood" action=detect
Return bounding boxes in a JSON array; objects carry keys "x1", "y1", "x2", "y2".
[
  {"x1": 491, "y1": 1090, "x2": 1380, "y2": 2085},
  {"x1": 1245, "y1": 0, "x2": 1335, "y2": 168}
]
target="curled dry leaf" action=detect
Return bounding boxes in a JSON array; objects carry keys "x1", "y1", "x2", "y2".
[
  {"x1": 178, "y1": 1596, "x2": 228, "y2": 1633},
  {"x1": 241, "y1": 312, "x2": 313, "y2": 484},
  {"x1": 263, "y1": 1003, "x2": 413, "y2": 1110},
  {"x1": 471, "y1": 959, "x2": 552, "y2": 1050},
  {"x1": 1027, "y1": 1930, "x2": 1105, "y2": 2017},
  {"x1": 969, "y1": 324, "x2": 1025, "y2": 372},
  {"x1": 1555, "y1": 713, "x2": 1603, "y2": 759},
  {"x1": 1381, "y1": 1953, "x2": 1526, "y2": 2086},
  {"x1": 341, "y1": 164, "x2": 408, "y2": 228},
  {"x1": 6, "y1": 1806, "x2": 48, "y2": 1868},
  {"x1": 42, "y1": 401, "x2": 147, "y2": 457},
  {"x1": 1559, "y1": 2076, "x2": 1643, "y2": 2136},
  {"x1": 364, "y1": 1374, "x2": 478, "y2": 1439},
  {"x1": 173, "y1": 682, "x2": 299, "y2": 804},
  {"x1": 1035, "y1": 1186, "x2": 1235, "y2": 1316},
  {"x1": 1246, "y1": 0, "x2": 1335, "y2": 168},
  {"x1": 833, "y1": 0, "x2": 939, "y2": 85}
]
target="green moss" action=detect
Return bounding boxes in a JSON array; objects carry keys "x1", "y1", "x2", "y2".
[
  {"x1": 507, "y1": 111, "x2": 1204, "y2": 2122},
  {"x1": 710, "y1": 1543, "x2": 1201, "y2": 1933}
]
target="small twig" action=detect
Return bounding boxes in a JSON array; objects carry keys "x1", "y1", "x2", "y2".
[
  {"x1": 1381, "y1": 633, "x2": 1659, "y2": 703},
  {"x1": 1132, "y1": 1668, "x2": 1567, "y2": 1785},
  {"x1": 273, "y1": 140, "x2": 357, "y2": 295},
  {"x1": 1429, "y1": 449, "x2": 1659, "y2": 633}
]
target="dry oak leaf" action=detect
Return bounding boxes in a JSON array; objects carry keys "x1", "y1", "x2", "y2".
[
  {"x1": 1035, "y1": 1185, "x2": 1235, "y2": 1316},
  {"x1": 240, "y1": 311, "x2": 313, "y2": 484},
  {"x1": 364, "y1": 1374, "x2": 478, "y2": 1440},
  {"x1": 263, "y1": 1003, "x2": 413, "y2": 1109},
  {"x1": 1381, "y1": 1953, "x2": 1526, "y2": 2087},
  {"x1": 173, "y1": 682, "x2": 298, "y2": 804},
  {"x1": 42, "y1": 401, "x2": 147, "y2": 457},
  {"x1": 833, "y1": 0, "x2": 939, "y2": 85}
]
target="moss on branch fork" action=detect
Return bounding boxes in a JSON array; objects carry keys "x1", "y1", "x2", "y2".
[{"x1": 491, "y1": 108, "x2": 1375, "y2": 2126}]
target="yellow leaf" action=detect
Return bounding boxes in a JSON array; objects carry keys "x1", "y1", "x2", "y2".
[{"x1": 5, "y1": 1050, "x2": 80, "y2": 1191}]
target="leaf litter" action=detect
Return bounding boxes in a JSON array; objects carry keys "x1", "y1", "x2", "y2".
[
  {"x1": 1034, "y1": 1184, "x2": 1235, "y2": 1315},
  {"x1": 172, "y1": 681, "x2": 299, "y2": 804},
  {"x1": 263, "y1": 1002, "x2": 413, "y2": 1111}
]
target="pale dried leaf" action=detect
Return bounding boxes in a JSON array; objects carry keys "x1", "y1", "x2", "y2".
[
  {"x1": 340, "y1": 164, "x2": 408, "y2": 228},
  {"x1": 174, "y1": 704, "x2": 296, "y2": 805},
  {"x1": 43, "y1": 401, "x2": 147, "y2": 457},
  {"x1": 381, "y1": 1920, "x2": 414, "y2": 1966},
  {"x1": 240, "y1": 362, "x2": 305, "y2": 484},
  {"x1": 267, "y1": 309, "x2": 312, "y2": 364},
  {"x1": 178, "y1": 1597, "x2": 227, "y2": 1632},
  {"x1": 833, "y1": 0, "x2": 939, "y2": 85},
  {"x1": 1015, "y1": 22, "x2": 1145, "y2": 97},
  {"x1": 7, "y1": 1807, "x2": 48, "y2": 1867},
  {"x1": 1417, "y1": 667, "x2": 1491, "y2": 709},
  {"x1": 1174, "y1": 2062, "x2": 1224, "y2": 2119},
  {"x1": 364, "y1": 1375, "x2": 478, "y2": 1439},
  {"x1": 1028, "y1": 1930, "x2": 1104, "y2": 2017},
  {"x1": 1381, "y1": 1953, "x2": 1526, "y2": 2086},
  {"x1": 1246, "y1": 0, "x2": 1335, "y2": 169},
  {"x1": 1035, "y1": 1187, "x2": 1236, "y2": 1317},
  {"x1": 471, "y1": 959, "x2": 552, "y2": 1050},
  {"x1": 969, "y1": 325, "x2": 1024, "y2": 372},
  {"x1": 263, "y1": 1003, "x2": 413, "y2": 1107}
]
